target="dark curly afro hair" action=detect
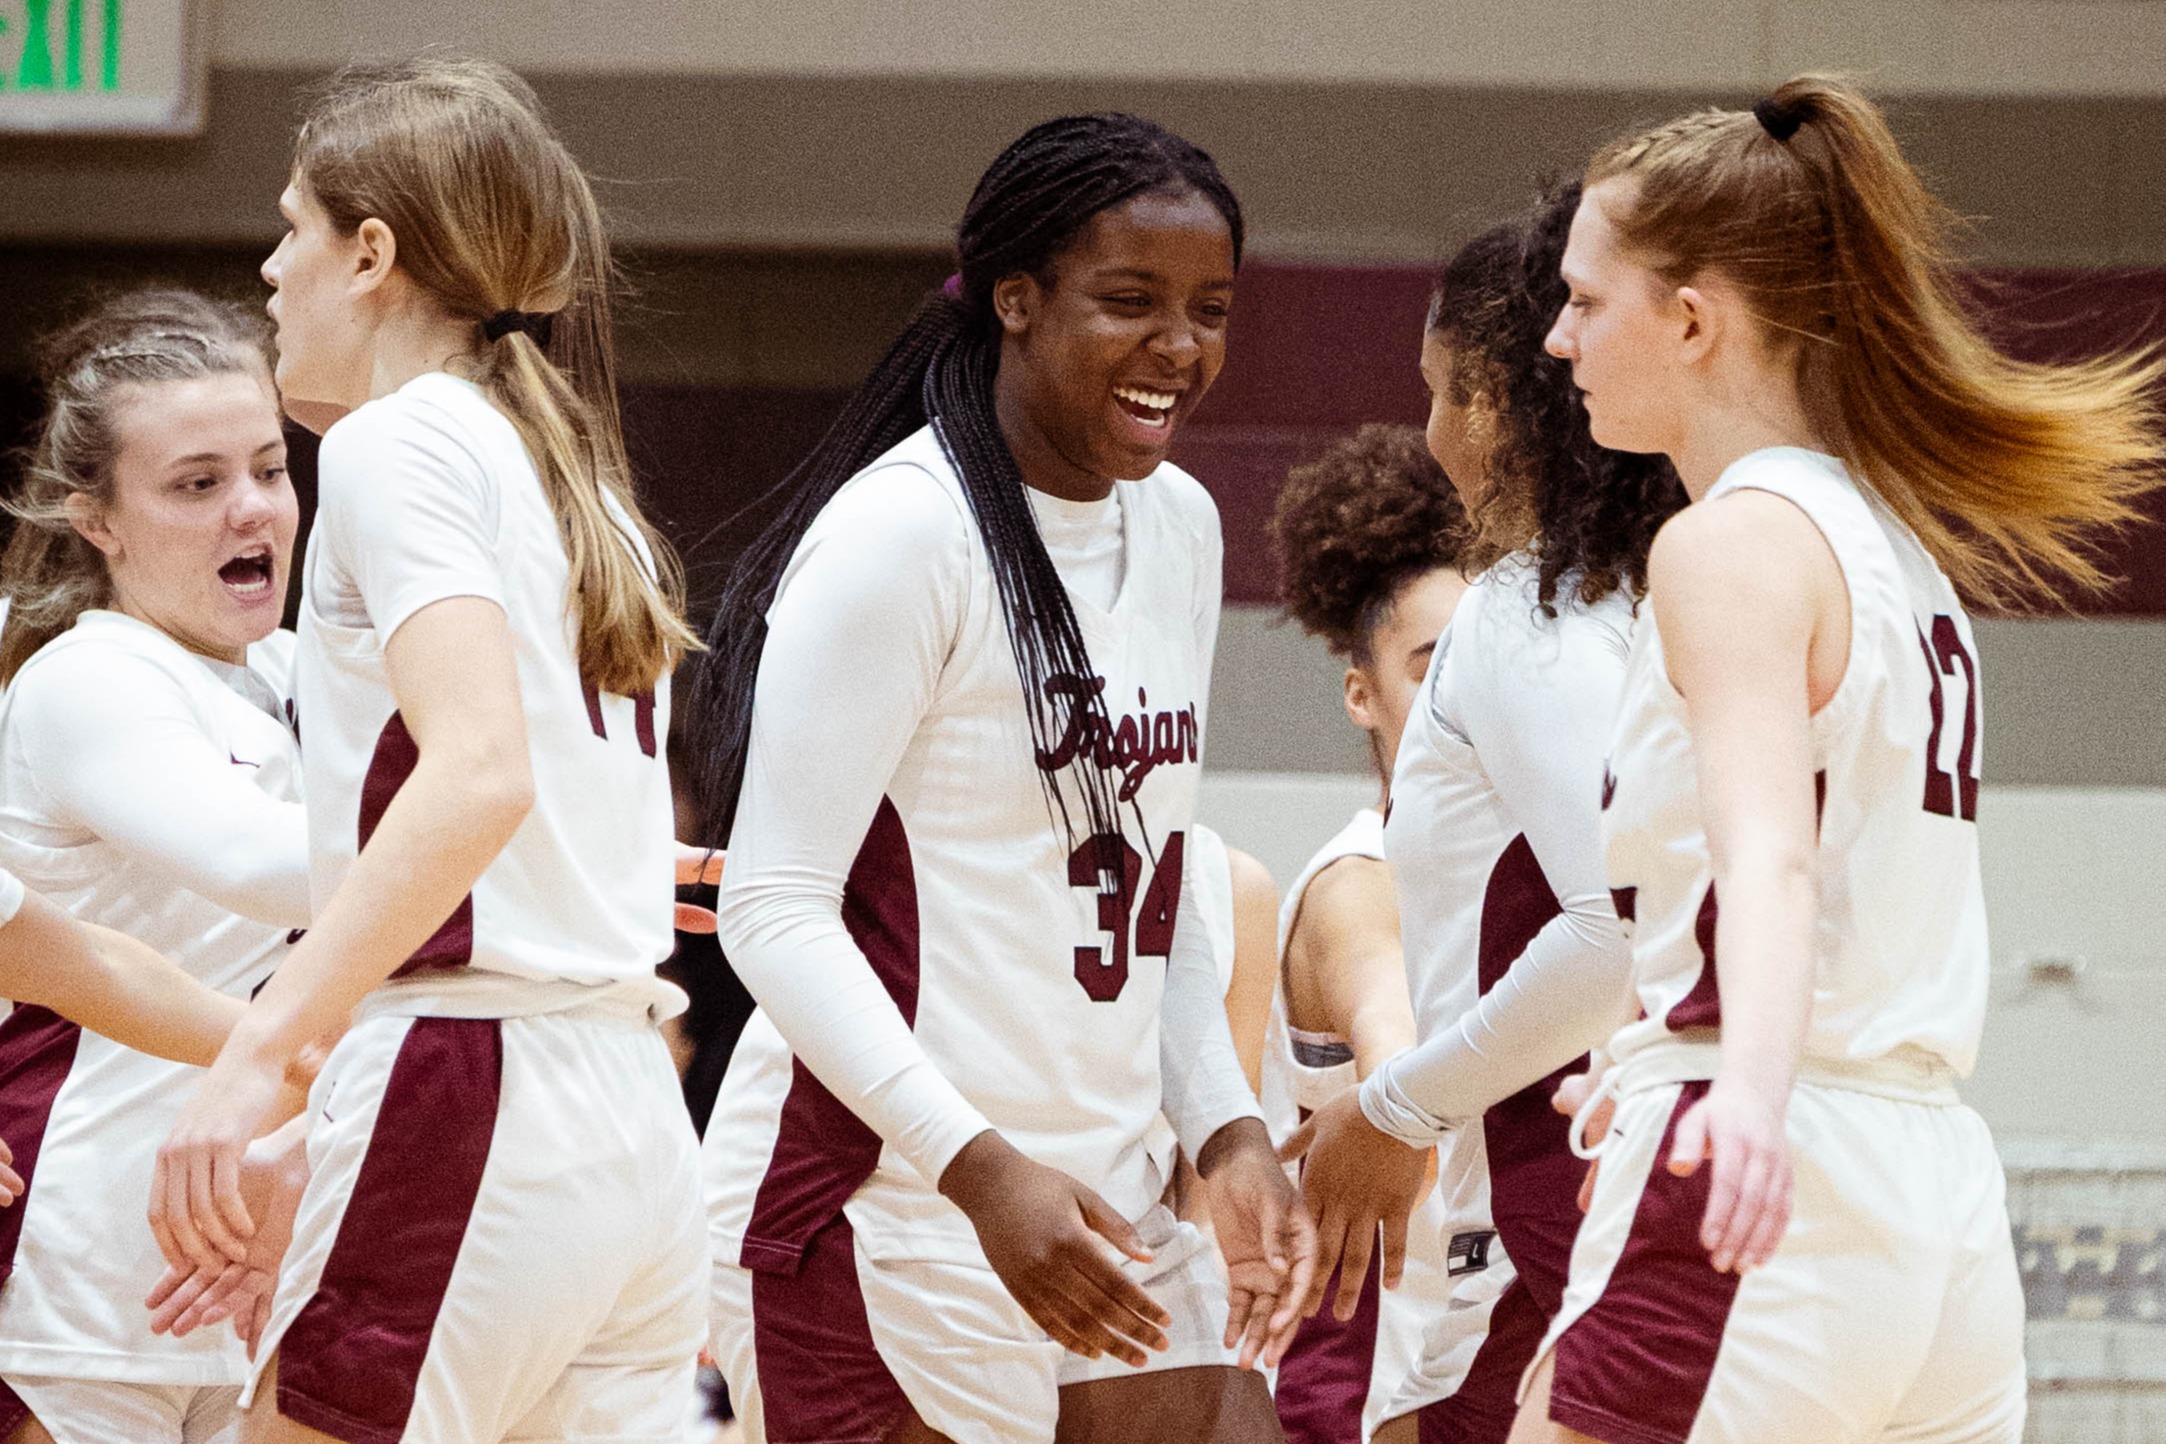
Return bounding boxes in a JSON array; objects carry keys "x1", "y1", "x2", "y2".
[
  {"x1": 1429, "y1": 180, "x2": 1688, "y2": 610},
  {"x1": 1270, "y1": 422, "x2": 1471, "y2": 661}
]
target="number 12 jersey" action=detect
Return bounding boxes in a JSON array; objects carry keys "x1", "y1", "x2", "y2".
[{"x1": 1603, "y1": 447, "x2": 1990, "y2": 1080}]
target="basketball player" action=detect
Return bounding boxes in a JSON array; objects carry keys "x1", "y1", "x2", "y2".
[
  {"x1": 1261, "y1": 423, "x2": 1472, "y2": 1443},
  {"x1": 147, "y1": 57, "x2": 709, "y2": 1443},
  {"x1": 0, "y1": 288, "x2": 311, "y2": 1444},
  {"x1": 688, "y1": 114, "x2": 1313, "y2": 1444},
  {"x1": 1284, "y1": 186, "x2": 1686, "y2": 1443},
  {"x1": 1512, "y1": 77, "x2": 2163, "y2": 1444}
]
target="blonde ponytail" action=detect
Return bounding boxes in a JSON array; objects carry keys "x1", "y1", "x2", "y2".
[
  {"x1": 1588, "y1": 74, "x2": 2164, "y2": 608},
  {"x1": 295, "y1": 57, "x2": 699, "y2": 692}
]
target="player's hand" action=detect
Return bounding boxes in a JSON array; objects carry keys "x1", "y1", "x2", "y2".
[
  {"x1": 1553, "y1": 1061, "x2": 1615, "y2": 1213},
  {"x1": 938, "y1": 1130, "x2": 1171, "y2": 1367},
  {"x1": 1667, "y1": 1075, "x2": 1792, "y2": 1274},
  {"x1": 150, "y1": 1043, "x2": 293, "y2": 1271},
  {"x1": 1279, "y1": 1089, "x2": 1428, "y2": 1323},
  {"x1": 1194, "y1": 1118, "x2": 1315, "y2": 1370},
  {"x1": 674, "y1": 843, "x2": 724, "y2": 934},
  {"x1": 146, "y1": 1114, "x2": 310, "y2": 1355},
  {"x1": 0, "y1": 1135, "x2": 21, "y2": 1206}
]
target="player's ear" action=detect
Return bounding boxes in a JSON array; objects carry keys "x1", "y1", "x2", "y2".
[
  {"x1": 64, "y1": 492, "x2": 121, "y2": 559},
  {"x1": 1343, "y1": 664, "x2": 1378, "y2": 733}
]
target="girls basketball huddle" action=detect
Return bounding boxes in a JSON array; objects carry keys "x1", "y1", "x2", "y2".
[{"x1": 0, "y1": 52, "x2": 2154, "y2": 1444}]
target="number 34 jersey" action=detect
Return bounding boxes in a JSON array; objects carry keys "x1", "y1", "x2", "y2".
[
  {"x1": 1603, "y1": 447, "x2": 1989, "y2": 1080},
  {"x1": 705, "y1": 425, "x2": 1224, "y2": 1271}
]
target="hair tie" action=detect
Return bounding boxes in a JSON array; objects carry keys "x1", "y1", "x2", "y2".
[
  {"x1": 1753, "y1": 97, "x2": 1805, "y2": 143},
  {"x1": 940, "y1": 272, "x2": 964, "y2": 299},
  {"x1": 482, "y1": 309, "x2": 555, "y2": 347}
]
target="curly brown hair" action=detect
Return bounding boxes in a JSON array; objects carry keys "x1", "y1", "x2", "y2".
[
  {"x1": 1429, "y1": 180, "x2": 1687, "y2": 609},
  {"x1": 1271, "y1": 422, "x2": 1471, "y2": 661}
]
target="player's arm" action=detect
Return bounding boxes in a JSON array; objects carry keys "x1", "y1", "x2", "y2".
[
  {"x1": 15, "y1": 650, "x2": 310, "y2": 930},
  {"x1": 1221, "y1": 846, "x2": 1279, "y2": 1097},
  {"x1": 1281, "y1": 855, "x2": 1415, "y2": 1079},
  {"x1": 1653, "y1": 492, "x2": 1843, "y2": 1275},
  {"x1": 1358, "y1": 601, "x2": 1635, "y2": 1141},
  {"x1": 151, "y1": 596, "x2": 530, "y2": 1272},
  {"x1": 1160, "y1": 839, "x2": 1314, "y2": 1370},
  {"x1": 0, "y1": 886, "x2": 244, "y2": 1067}
]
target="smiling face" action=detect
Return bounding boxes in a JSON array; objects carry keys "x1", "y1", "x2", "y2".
[
  {"x1": 70, "y1": 371, "x2": 298, "y2": 664},
  {"x1": 1545, "y1": 179, "x2": 1689, "y2": 456},
  {"x1": 992, "y1": 189, "x2": 1237, "y2": 496},
  {"x1": 262, "y1": 180, "x2": 378, "y2": 421}
]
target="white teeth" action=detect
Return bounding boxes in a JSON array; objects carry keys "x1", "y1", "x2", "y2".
[{"x1": 1114, "y1": 385, "x2": 1176, "y2": 412}]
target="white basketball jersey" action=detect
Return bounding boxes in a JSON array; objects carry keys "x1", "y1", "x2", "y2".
[
  {"x1": 1384, "y1": 561, "x2": 1632, "y2": 1230},
  {"x1": 297, "y1": 373, "x2": 677, "y2": 1010},
  {"x1": 1604, "y1": 448, "x2": 1989, "y2": 1079},
  {"x1": 707, "y1": 426, "x2": 1220, "y2": 1269},
  {"x1": 1259, "y1": 806, "x2": 1382, "y2": 1144},
  {"x1": 0, "y1": 612, "x2": 304, "y2": 1382}
]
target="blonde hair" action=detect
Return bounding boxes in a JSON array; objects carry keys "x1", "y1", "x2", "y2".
[
  {"x1": 295, "y1": 56, "x2": 698, "y2": 692},
  {"x1": 2, "y1": 289, "x2": 273, "y2": 684},
  {"x1": 1588, "y1": 74, "x2": 2165, "y2": 608}
]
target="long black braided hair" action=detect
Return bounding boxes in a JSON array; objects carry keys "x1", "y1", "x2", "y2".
[{"x1": 687, "y1": 113, "x2": 1243, "y2": 849}]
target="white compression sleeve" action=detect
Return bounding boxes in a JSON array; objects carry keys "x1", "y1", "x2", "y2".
[
  {"x1": 1159, "y1": 836, "x2": 1266, "y2": 1157},
  {"x1": 13, "y1": 641, "x2": 310, "y2": 928},
  {"x1": 1362, "y1": 597, "x2": 1637, "y2": 1144},
  {"x1": 714, "y1": 465, "x2": 995, "y2": 1187}
]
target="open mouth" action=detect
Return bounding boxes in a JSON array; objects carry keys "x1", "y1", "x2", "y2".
[
  {"x1": 1113, "y1": 384, "x2": 1178, "y2": 430},
  {"x1": 219, "y1": 547, "x2": 276, "y2": 599}
]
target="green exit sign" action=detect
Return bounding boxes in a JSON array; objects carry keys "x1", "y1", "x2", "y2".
[{"x1": 0, "y1": 0, "x2": 204, "y2": 133}]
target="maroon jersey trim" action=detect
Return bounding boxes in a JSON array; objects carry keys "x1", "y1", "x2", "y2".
[
  {"x1": 359, "y1": 712, "x2": 475, "y2": 977},
  {"x1": 0, "y1": 1005, "x2": 83, "y2": 1286},
  {"x1": 277, "y1": 1018, "x2": 503, "y2": 1444},
  {"x1": 1476, "y1": 834, "x2": 1586, "y2": 1317},
  {"x1": 1410, "y1": 1276, "x2": 1550, "y2": 1443},
  {"x1": 741, "y1": 796, "x2": 920, "y2": 1274},
  {"x1": 1550, "y1": 1081, "x2": 1743, "y2": 1444},
  {"x1": 750, "y1": 1215, "x2": 912, "y2": 1444},
  {"x1": 1664, "y1": 888, "x2": 1723, "y2": 1033},
  {"x1": 1273, "y1": 1254, "x2": 1385, "y2": 1444}
]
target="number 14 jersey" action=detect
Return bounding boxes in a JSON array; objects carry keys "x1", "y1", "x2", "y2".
[{"x1": 1603, "y1": 447, "x2": 1990, "y2": 1080}]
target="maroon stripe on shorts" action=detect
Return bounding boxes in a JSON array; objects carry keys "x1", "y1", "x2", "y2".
[
  {"x1": 277, "y1": 1018, "x2": 503, "y2": 1444},
  {"x1": 1415, "y1": 1275, "x2": 1549, "y2": 1444},
  {"x1": 741, "y1": 797, "x2": 919, "y2": 1274},
  {"x1": 0, "y1": 1376, "x2": 26, "y2": 1438},
  {"x1": 752, "y1": 1214, "x2": 911, "y2": 1444},
  {"x1": 1549, "y1": 1082, "x2": 1742, "y2": 1444},
  {"x1": 0, "y1": 1005, "x2": 82, "y2": 1284},
  {"x1": 1663, "y1": 887, "x2": 1722, "y2": 1032},
  {"x1": 1274, "y1": 1253, "x2": 1384, "y2": 1444},
  {"x1": 1476, "y1": 836, "x2": 1585, "y2": 1314},
  {"x1": 359, "y1": 712, "x2": 474, "y2": 977}
]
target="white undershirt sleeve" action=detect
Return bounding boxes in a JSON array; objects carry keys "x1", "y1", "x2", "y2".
[
  {"x1": 1159, "y1": 837, "x2": 1265, "y2": 1157},
  {"x1": 714, "y1": 466, "x2": 995, "y2": 1188},
  {"x1": 1362, "y1": 600, "x2": 1636, "y2": 1143},
  {"x1": 1156, "y1": 489, "x2": 1258, "y2": 1156},
  {"x1": 12, "y1": 646, "x2": 310, "y2": 928}
]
